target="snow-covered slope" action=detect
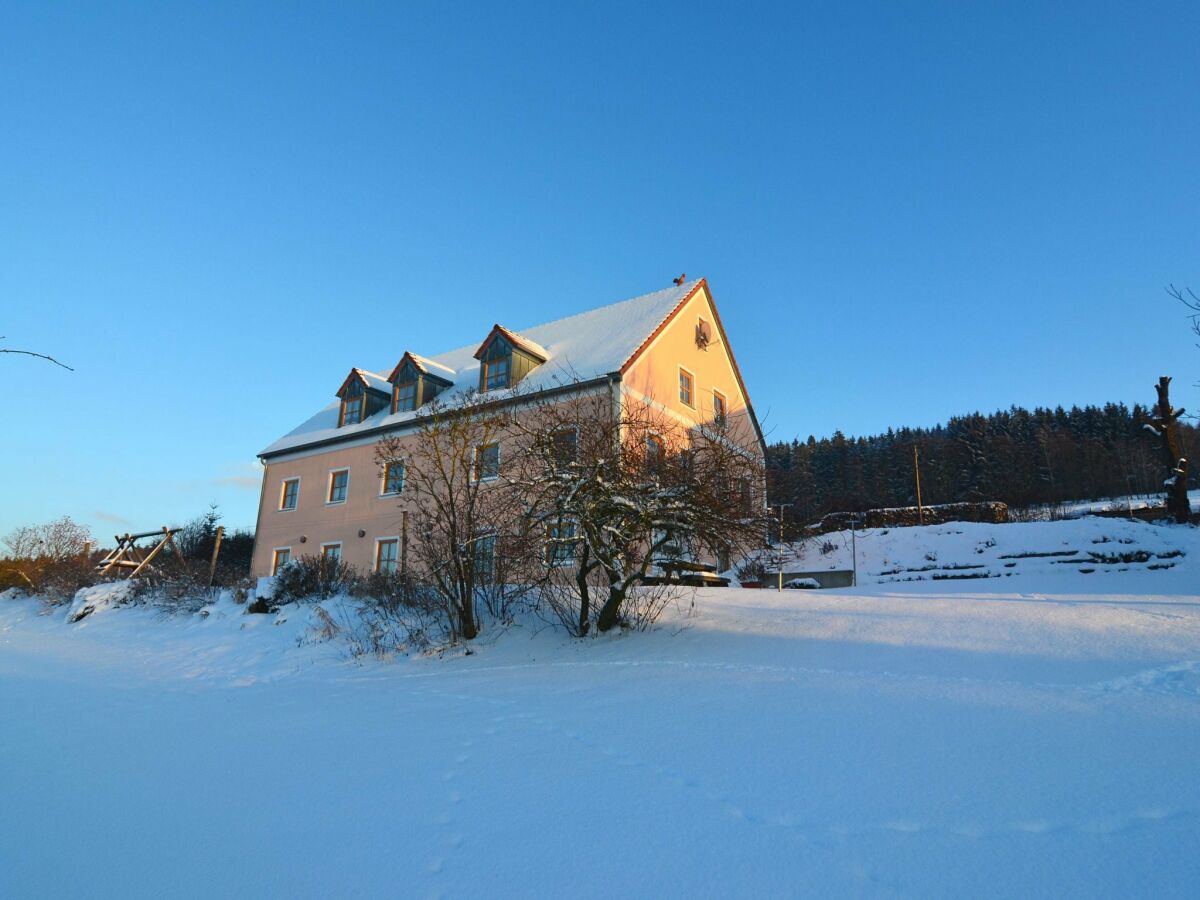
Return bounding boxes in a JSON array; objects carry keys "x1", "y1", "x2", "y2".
[
  {"x1": 761, "y1": 516, "x2": 1195, "y2": 584},
  {"x1": 3, "y1": 546, "x2": 1200, "y2": 898}
]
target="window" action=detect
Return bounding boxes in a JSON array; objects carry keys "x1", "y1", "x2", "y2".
[
  {"x1": 271, "y1": 548, "x2": 291, "y2": 575},
  {"x1": 473, "y1": 533, "x2": 496, "y2": 584},
  {"x1": 713, "y1": 391, "x2": 727, "y2": 426},
  {"x1": 382, "y1": 461, "x2": 405, "y2": 495},
  {"x1": 328, "y1": 469, "x2": 349, "y2": 503},
  {"x1": 340, "y1": 395, "x2": 363, "y2": 427},
  {"x1": 550, "y1": 428, "x2": 578, "y2": 470},
  {"x1": 321, "y1": 543, "x2": 342, "y2": 562},
  {"x1": 280, "y1": 478, "x2": 300, "y2": 511},
  {"x1": 545, "y1": 521, "x2": 577, "y2": 566},
  {"x1": 679, "y1": 368, "x2": 694, "y2": 407},
  {"x1": 646, "y1": 434, "x2": 665, "y2": 474},
  {"x1": 394, "y1": 381, "x2": 417, "y2": 412},
  {"x1": 482, "y1": 356, "x2": 510, "y2": 391},
  {"x1": 474, "y1": 443, "x2": 500, "y2": 481},
  {"x1": 376, "y1": 539, "x2": 399, "y2": 574}
]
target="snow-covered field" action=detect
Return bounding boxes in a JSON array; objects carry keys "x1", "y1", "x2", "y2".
[
  {"x1": 765, "y1": 515, "x2": 1193, "y2": 585},
  {"x1": 3, "y1": 521, "x2": 1200, "y2": 898}
]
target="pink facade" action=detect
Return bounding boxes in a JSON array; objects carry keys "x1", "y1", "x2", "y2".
[{"x1": 251, "y1": 279, "x2": 763, "y2": 577}]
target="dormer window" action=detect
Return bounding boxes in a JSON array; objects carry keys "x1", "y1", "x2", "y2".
[
  {"x1": 474, "y1": 325, "x2": 547, "y2": 393},
  {"x1": 336, "y1": 368, "x2": 391, "y2": 428},
  {"x1": 339, "y1": 395, "x2": 363, "y2": 427},
  {"x1": 483, "y1": 356, "x2": 510, "y2": 391},
  {"x1": 388, "y1": 352, "x2": 454, "y2": 413},
  {"x1": 394, "y1": 380, "x2": 417, "y2": 412}
]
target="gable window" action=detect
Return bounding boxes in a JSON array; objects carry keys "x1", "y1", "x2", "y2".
[
  {"x1": 474, "y1": 443, "x2": 501, "y2": 481},
  {"x1": 280, "y1": 478, "x2": 300, "y2": 511},
  {"x1": 376, "y1": 538, "x2": 399, "y2": 574},
  {"x1": 271, "y1": 548, "x2": 291, "y2": 576},
  {"x1": 394, "y1": 381, "x2": 417, "y2": 412},
  {"x1": 328, "y1": 468, "x2": 349, "y2": 504},
  {"x1": 550, "y1": 428, "x2": 578, "y2": 471},
  {"x1": 713, "y1": 391, "x2": 727, "y2": 426},
  {"x1": 482, "y1": 356, "x2": 510, "y2": 392},
  {"x1": 321, "y1": 542, "x2": 342, "y2": 563},
  {"x1": 679, "y1": 368, "x2": 694, "y2": 407},
  {"x1": 381, "y1": 461, "x2": 405, "y2": 496},
  {"x1": 339, "y1": 395, "x2": 363, "y2": 427},
  {"x1": 545, "y1": 521, "x2": 578, "y2": 566}
]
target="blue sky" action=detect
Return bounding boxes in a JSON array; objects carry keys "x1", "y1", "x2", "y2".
[{"x1": 2, "y1": 1, "x2": 1197, "y2": 539}]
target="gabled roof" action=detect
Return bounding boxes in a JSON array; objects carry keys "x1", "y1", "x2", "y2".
[
  {"x1": 336, "y1": 367, "x2": 392, "y2": 398},
  {"x1": 473, "y1": 324, "x2": 549, "y2": 362},
  {"x1": 262, "y1": 278, "x2": 708, "y2": 457},
  {"x1": 387, "y1": 352, "x2": 456, "y2": 386}
]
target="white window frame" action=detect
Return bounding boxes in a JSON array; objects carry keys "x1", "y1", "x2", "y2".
[
  {"x1": 549, "y1": 426, "x2": 579, "y2": 470},
  {"x1": 473, "y1": 442, "x2": 501, "y2": 483},
  {"x1": 712, "y1": 389, "x2": 728, "y2": 425},
  {"x1": 374, "y1": 536, "x2": 400, "y2": 573},
  {"x1": 279, "y1": 476, "x2": 301, "y2": 512},
  {"x1": 271, "y1": 547, "x2": 292, "y2": 576},
  {"x1": 326, "y1": 467, "x2": 350, "y2": 505},
  {"x1": 544, "y1": 520, "x2": 579, "y2": 567},
  {"x1": 678, "y1": 366, "x2": 696, "y2": 408},
  {"x1": 379, "y1": 460, "x2": 406, "y2": 497},
  {"x1": 320, "y1": 541, "x2": 343, "y2": 562}
]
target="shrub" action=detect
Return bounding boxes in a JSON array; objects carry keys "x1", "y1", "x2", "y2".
[{"x1": 272, "y1": 554, "x2": 357, "y2": 604}]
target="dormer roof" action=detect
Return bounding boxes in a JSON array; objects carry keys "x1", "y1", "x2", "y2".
[
  {"x1": 336, "y1": 367, "x2": 392, "y2": 399},
  {"x1": 472, "y1": 324, "x2": 549, "y2": 362},
  {"x1": 387, "y1": 352, "x2": 456, "y2": 386}
]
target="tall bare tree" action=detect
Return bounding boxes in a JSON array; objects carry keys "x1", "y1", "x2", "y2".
[{"x1": 374, "y1": 392, "x2": 540, "y2": 641}]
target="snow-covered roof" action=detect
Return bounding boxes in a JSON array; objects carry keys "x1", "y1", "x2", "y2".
[
  {"x1": 405, "y1": 353, "x2": 457, "y2": 383},
  {"x1": 261, "y1": 279, "x2": 703, "y2": 458}
]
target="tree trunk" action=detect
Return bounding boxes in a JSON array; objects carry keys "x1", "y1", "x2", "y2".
[
  {"x1": 1153, "y1": 376, "x2": 1191, "y2": 525},
  {"x1": 575, "y1": 551, "x2": 591, "y2": 636},
  {"x1": 596, "y1": 586, "x2": 624, "y2": 632}
]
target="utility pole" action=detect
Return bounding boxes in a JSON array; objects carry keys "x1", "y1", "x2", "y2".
[
  {"x1": 913, "y1": 444, "x2": 925, "y2": 525},
  {"x1": 850, "y1": 514, "x2": 859, "y2": 588},
  {"x1": 767, "y1": 503, "x2": 792, "y2": 591}
]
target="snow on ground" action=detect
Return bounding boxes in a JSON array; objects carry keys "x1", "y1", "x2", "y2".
[
  {"x1": 3, "y1": 522, "x2": 1200, "y2": 898},
  {"x1": 765, "y1": 515, "x2": 1195, "y2": 585}
]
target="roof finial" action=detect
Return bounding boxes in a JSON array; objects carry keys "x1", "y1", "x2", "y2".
[{"x1": 673, "y1": 273, "x2": 687, "y2": 286}]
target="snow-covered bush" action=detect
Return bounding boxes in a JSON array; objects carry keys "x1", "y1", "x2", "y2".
[{"x1": 272, "y1": 554, "x2": 358, "y2": 604}]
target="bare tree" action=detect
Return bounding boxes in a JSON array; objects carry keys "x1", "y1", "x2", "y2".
[
  {"x1": 0, "y1": 336, "x2": 72, "y2": 370},
  {"x1": 1, "y1": 516, "x2": 93, "y2": 596},
  {"x1": 1166, "y1": 283, "x2": 1200, "y2": 347},
  {"x1": 1145, "y1": 376, "x2": 1191, "y2": 523},
  {"x1": 374, "y1": 392, "x2": 541, "y2": 642},
  {"x1": 510, "y1": 389, "x2": 766, "y2": 634}
]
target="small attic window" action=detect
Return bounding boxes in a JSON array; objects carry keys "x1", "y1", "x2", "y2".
[
  {"x1": 394, "y1": 380, "x2": 417, "y2": 412},
  {"x1": 339, "y1": 395, "x2": 363, "y2": 427},
  {"x1": 482, "y1": 356, "x2": 510, "y2": 391}
]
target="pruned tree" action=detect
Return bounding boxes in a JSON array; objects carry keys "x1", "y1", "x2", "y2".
[
  {"x1": 374, "y1": 391, "x2": 541, "y2": 642},
  {"x1": 1145, "y1": 376, "x2": 1191, "y2": 523},
  {"x1": 510, "y1": 389, "x2": 766, "y2": 634}
]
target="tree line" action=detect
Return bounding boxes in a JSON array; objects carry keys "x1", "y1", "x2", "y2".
[{"x1": 767, "y1": 402, "x2": 1200, "y2": 527}]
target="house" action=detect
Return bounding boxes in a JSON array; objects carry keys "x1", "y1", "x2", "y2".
[{"x1": 250, "y1": 278, "x2": 765, "y2": 578}]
